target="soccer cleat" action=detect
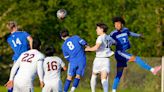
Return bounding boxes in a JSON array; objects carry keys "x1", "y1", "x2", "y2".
[{"x1": 152, "y1": 65, "x2": 161, "y2": 75}]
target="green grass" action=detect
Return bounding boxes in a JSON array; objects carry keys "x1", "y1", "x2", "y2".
[{"x1": 0, "y1": 86, "x2": 146, "y2": 92}]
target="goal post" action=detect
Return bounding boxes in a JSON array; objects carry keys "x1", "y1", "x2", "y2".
[{"x1": 162, "y1": 56, "x2": 164, "y2": 92}]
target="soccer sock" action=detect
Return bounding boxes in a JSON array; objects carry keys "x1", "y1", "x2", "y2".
[
  {"x1": 8, "y1": 88, "x2": 13, "y2": 92},
  {"x1": 64, "y1": 79, "x2": 71, "y2": 92},
  {"x1": 90, "y1": 74, "x2": 97, "y2": 92},
  {"x1": 112, "y1": 89, "x2": 116, "y2": 92},
  {"x1": 71, "y1": 78, "x2": 80, "y2": 92},
  {"x1": 112, "y1": 71, "x2": 123, "y2": 90},
  {"x1": 101, "y1": 79, "x2": 108, "y2": 92},
  {"x1": 135, "y1": 56, "x2": 152, "y2": 71}
]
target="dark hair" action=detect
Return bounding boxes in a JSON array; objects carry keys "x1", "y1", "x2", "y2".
[
  {"x1": 112, "y1": 16, "x2": 125, "y2": 25},
  {"x1": 32, "y1": 37, "x2": 41, "y2": 50},
  {"x1": 7, "y1": 21, "x2": 17, "y2": 29},
  {"x1": 60, "y1": 29, "x2": 69, "y2": 38},
  {"x1": 96, "y1": 23, "x2": 108, "y2": 33},
  {"x1": 44, "y1": 46, "x2": 55, "y2": 56}
]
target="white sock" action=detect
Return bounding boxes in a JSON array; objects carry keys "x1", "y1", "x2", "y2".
[
  {"x1": 90, "y1": 74, "x2": 97, "y2": 92},
  {"x1": 112, "y1": 89, "x2": 116, "y2": 92},
  {"x1": 150, "y1": 68, "x2": 154, "y2": 72},
  {"x1": 70, "y1": 87, "x2": 76, "y2": 92},
  {"x1": 101, "y1": 79, "x2": 108, "y2": 92}
]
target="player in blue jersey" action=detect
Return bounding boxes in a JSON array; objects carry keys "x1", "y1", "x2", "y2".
[
  {"x1": 109, "y1": 17, "x2": 161, "y2": 92},
  {"x1": 6, "y1": 21, "x2": 33, "y2": 92},
  {"x1": 60, "y1": 29, "x2": 88, "y2": 92},
  {"x1": 6, "y1": 21, "x2": 33, "y2": 62}
]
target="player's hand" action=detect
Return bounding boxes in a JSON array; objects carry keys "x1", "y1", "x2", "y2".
[
  {"x1": 4, "y1": 80, "x2": 13, "y2": 89},
  {"x1": 140, "y1": 34, "x2": 144, "y2": 40},
  {"x1": 85, "y1": 46, "x2": 90, "y2": 51},
  {"x1": 40, "y1": 81, "x2": 44, "y2": 88}
]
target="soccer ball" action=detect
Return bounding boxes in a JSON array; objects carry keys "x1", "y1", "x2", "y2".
[{"x1": 57, "y1": 9, "x2": 67, "y2": 20}]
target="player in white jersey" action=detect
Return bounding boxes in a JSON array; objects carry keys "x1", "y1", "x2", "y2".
[
  {"x1": 5, "y1": 38, "x2": 45, "y2": 92},
  {"x1": 85, "y1": 23, "x2": 114, "y2": 92},
  {"x1": 42, "y1": 46, "x2": 66, "y2": 92}
]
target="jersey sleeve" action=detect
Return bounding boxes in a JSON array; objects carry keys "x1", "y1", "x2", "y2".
[
  {"x1": 59, "y1": 57, "x2": 65, "y2": 68},
  {"x1": 62, "y1": 47, "x2": 70, "y2": 61},
  {"x1": 37, "y1": 54, "x2": 45, "y2": 81},
  {"x1": 76, "y1": 35, "x2": 88, "y2": 46},
  {"x1": 37, "y1": 55, "x2": 44, "y2": 82},
  {"x1": 9, "y1": 60, "x2": 20, "y2": 81},
  {"x1": 23, "y1": 31, "x2": 30, "y2": 38},
  {"x1": 106, "y1": 35, "x2": 116, "y2": 46},
  {"x1": 129, "y1": 32, "x2": 141, "y2": 37}
]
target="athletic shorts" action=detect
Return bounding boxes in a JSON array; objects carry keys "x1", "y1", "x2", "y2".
[
  {"x1": 92, "y1": 57, "x2": 110, "y2": 73},
  {"x1": 42, "y1": 79, "x2": 62, "y2": 92},
  {"x1": 67, "y1": 62, "x2": 86, "y2": 77},
  {"x1": 115, "y1": 51, "x2": 132, "y2": 67}
]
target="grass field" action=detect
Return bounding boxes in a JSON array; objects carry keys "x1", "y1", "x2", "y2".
[{"x1": 0, "y1": 85, "x2": 143, "y2": 92}]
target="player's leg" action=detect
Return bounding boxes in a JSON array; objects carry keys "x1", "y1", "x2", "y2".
[
  {"x1": 64, "y1": 63, "x2": 74, "y2": 92},
  {"x1": 112, "y1": 52, "x2": 127, "y2": 92},
  {"x1": 70, "y1": 63, "x2": 86, "y2": 92},
  {"x1": 70, "y1": 74, "x2": 81, "y2": 92},
  {"x1": 112, "y1": 67, "x2": 124, "y2": 92},
  {"x1": 129, "y1": 56, "x2": 161, "y2": 75},
  {"x1": 90, "y1": 73, "x2": 97, "y2": 92},
  {"x1": 101, "y1": 71, "x2": 109, "y2": 92},
  {"x1": 90, "y1": 58, "x2": 100, "y2": 92},
  {"x1": 58, "y1": 79, "x2": 63, "y2": 92},
  {"x1": 100, "y1": 58, "x2": 110, "y2": 92}
]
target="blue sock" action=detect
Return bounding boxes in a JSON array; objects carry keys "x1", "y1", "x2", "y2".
[
  {"x1": 8, "y1": 88, "x2": 13, "y2": 92},
  {"x1": 112, "y1": 71, "x2": 123, "y2": 89},
  {"x1": 64, "y1": 79, "x2": 71, "y2": 92},
  {"x1": 135, "y1": 56, "x2": 152, "y2": 71},
  {"x1": 73, "y1": 78, "x2": 80, "y2": 88}
]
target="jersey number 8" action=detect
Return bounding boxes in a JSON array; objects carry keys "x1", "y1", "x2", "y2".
[{"x1": 67, "y1": 41, "x2": 75, "y2": 50}]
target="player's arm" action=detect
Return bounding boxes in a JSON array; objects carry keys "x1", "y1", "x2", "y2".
[
  {"x1": 37, "y1": 58, "x2": 44, "y2": 88},
  {"x1": 5, "y1": 60, "x2": 20, "y2": 88},
  {"x1": 27, "y1": 36, "x2": 33, "y2": 49},
  {"x1": 77, "y1": 35, "x2": 88, "y2": 47},
  {"x1": 59, "y1": 58, "x2": 67, "y2": 71},
  {"x1": 23, "y1": 31, "x2": 33, "y2": 49},
  {"x1": 62, "y1": 47, "x2": 70, "y2": 61},
  {"x1": 85, "y1": 43, "x2": 101, "y2": 51}
]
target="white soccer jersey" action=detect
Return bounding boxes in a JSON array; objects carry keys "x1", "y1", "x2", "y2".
[
  {"x1": 43, "y1": 56, "x2": 65, "y2": 92},
  {"x1": 9, "y1": 49, "x2": 44, "y2": 90},
  {"x1": 96, "y1": 34, "x2": 114, "y2": 57}
]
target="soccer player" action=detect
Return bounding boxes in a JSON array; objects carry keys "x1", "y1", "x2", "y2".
[
  {"x1": 5, "y1": 38, "x2": 44, "y2": 92},
  {"x1": 6, "y1": 21, "x2": 33, "y2": 62},
  {"x1": 42, "y1": 46, "x2": 66, "y2": 92},
  {"x1": 60, "y1": 29, "x2": 88, "y2": 92},
  {"x1": 109, "y1": 16, "x2": 161, "y2": 92},
  {"x1": 85, "y1": 23, "x2": 114, "y2": 92}
]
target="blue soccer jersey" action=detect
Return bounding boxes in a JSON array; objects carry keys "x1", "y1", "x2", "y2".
[
  {"x1": 110, "y1": 27, "x2": 141, "y2": 67},
  {"x1": 62, "y1": 35, "x2": 87, "y2": 76},
  {"x1": 7, "y1": 31, "x2": 30, "y2": 61},
  {"x1": 62, "y1": 35, "x2": 87, "y2": 63},
  {"x1": 110, "y1": 27, "x2": 131, "y2": 51}
]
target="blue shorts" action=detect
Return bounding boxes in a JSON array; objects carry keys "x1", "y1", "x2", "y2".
[
  {"x1": 67, "y1": 62, "x2": 86, "y2": 77},
  {"x1": 115, "y1": 51, "x2": 132, "y2": 67}
]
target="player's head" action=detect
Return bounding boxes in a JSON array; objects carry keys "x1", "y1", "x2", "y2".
[
  {"x1": 96, "y1": 23, "x2": 108, "y2": 35},
  {"x1": 32, "y1": 37, "x2": 41, "y2": 50},
  {"x1": 44, "y1": 46, "x2": 55, "y2": 56},
  {"x1": 112, "y1": 16, "x2": 125, "y2": 31},
  {"x1": 6, "y1": 21, "x2": 17, "y2": 32},
  {"x1": 60, "y1": 28, "x2": 69, "y2": 40}
]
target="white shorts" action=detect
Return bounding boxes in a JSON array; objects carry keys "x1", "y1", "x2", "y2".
[
  {"x1": 42, "y1": 79, "x2": 62, "y2": 92},
  {"x1": 13, "y1": 77, "x2": 34, "y2": 92},
  {"x1": 92, "y1": 57, "x2": 110, "y2": 73}
]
